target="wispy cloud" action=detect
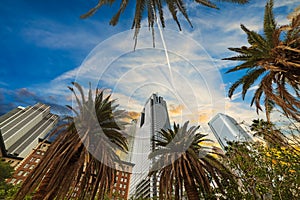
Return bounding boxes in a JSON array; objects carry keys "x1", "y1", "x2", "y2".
[
  {"x1": 7, "y1": 0, "x2": 296, "y2": 142},
  {"x1": 20, "y1": 18, "x2": 127, "y2": 51}
]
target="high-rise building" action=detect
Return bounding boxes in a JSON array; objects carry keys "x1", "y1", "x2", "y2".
[
  {"x1": 129, "y1": 94, "x2": 171, "y2": 199},
  {"x1": 0, "y1": 103, "x2": 59, "y2": 159},
  {"x1": 208, "y1": 113, "x2": 253, "y2": 151}
]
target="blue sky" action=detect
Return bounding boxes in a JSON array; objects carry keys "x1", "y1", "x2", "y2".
[{"x1": 0, "y1": 0, "x2": 299, "y2": 134}]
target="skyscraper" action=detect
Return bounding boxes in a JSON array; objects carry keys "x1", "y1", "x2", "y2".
[
  {"x1": 129, "y1": 94, "x2": 171, "y2": 199},
  {"x1": 0, "y1": 103, "x2": 58, "y2": 159},
  {"x1": 208, "y1": 113, "x2": 253, "y2": 151}
]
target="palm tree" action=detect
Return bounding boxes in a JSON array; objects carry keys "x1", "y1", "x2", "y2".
[
  {"x1": 148, "y1": 121, "x2": 236, "y2": 200},
  {"x1": 81, "y1": 0, "x2": 248, "y2": 47},
  {"x1": 223, "y1": 0, "x2": 300, "y2": 122},
  {"x1": 14, "y1": 82, "x2": 128, "y2": 200}
]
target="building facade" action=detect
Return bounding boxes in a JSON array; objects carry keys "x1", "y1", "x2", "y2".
[
  {"x1": 129, "y1": 94, "x2": 171, "y2": 199},
  {"x1": 208, "y1": 113, "x2": 253, "y2": 151},
  {"x1": 109, "y1": 161, "x2": 135, "y2": 200},
  {"x1": 0, "y1": 103, "x2": 58, "y2": 158},
  {"x1": 7, "y1": 140, "x2": 51, "y2": 185}
]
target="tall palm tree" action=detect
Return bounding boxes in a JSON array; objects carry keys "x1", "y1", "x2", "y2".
[
  {"x1": 81, "y1": 0, "x2": 248, "y2": 47},
  {"x1": 14, "y1": 82, "x2": 128, "y2": 200},
  {"x1": 148, "y1": 121, "x2": 236, "y2": 200},
  {"x1": 223, "y1": 0, "x2": 300, "y2": 122}
]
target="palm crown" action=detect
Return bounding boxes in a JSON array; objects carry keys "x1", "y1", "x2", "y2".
[
  {"x1": 149, "y1": 121, "x2": 236, "y2": 200},
  {"x1": 14, "y1": 82, "x2": 128, "y2": 200},
  {"x1": 223, "y1": 0, "x2": 300, "y2": 122}
]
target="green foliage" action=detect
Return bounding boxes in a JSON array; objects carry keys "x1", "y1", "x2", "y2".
[
  {"x1": 0, "y1": 159, "x2": 14, "y2": 199},
  {"x1": 223, "y1": 141, "x2": 300, "y2": 199},
  {"x1": 4, "y1": 184, "x2": 32, "y2": 200}
]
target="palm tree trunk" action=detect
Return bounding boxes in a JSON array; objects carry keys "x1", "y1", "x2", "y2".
[
  {"x1": 175, "y1": 181, "x2": 179, "y2": 200},
  {"x1": 183, "y1": 178, "x2": 199, "y2": 200}
]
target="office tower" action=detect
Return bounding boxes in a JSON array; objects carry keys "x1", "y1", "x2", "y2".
[
  {"x1": 208, "y1": 113, "x2": 253, "y2": 151},
  {"x1": 0, "y1": 103, "x2": 59, "y2": 159},
  {"x1": 129, "y1": 94, "x2": 171, "y2": 199}
]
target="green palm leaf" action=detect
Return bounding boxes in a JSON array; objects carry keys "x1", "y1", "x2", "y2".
[{"x1": 149, "y1": 121, "x2": 236, "y2": 199}]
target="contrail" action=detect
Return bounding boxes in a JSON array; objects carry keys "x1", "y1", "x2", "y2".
[{"x1": 156, "y1": 18, "x2": 194, "y2": 120}]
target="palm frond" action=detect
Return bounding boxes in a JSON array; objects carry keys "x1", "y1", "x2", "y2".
[
  {"x1": 241, "y1": 68, "x2": 265, "y2": 99},
  {"x1": 225, "y1": 60, "x2": 259, "y2": 73},
  {"x1": 263, "y1": 0, "x2": 276, "y2": 45},
  {"x1": 109, "y1": 0, "x2": 129, "y2": 26},
  {"x1": 14, "y1": 83, "x2": 128, "y2": 200}
]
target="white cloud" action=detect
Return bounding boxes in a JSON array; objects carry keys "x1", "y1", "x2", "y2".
[
  {"x1": 21, "y1": 18, "x2": 123, "y2": 51},
  {"x1": 27, "y1": 0, "x2": 298, "y2": 142}
]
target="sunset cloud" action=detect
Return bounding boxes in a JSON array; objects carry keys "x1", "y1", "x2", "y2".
[
  {"x1": 127, "y1": 111, "x2": 140, "y2": 120},
  {"x1": 169, "y1": 104, "x2": 184, "y2": 116}
]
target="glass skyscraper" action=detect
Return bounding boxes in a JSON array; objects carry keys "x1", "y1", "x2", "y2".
[
  {"x1": 208, "y1": 113, "x2": 253, "y2": 151},
  {"x1": 129, "y1": 94, "x2": 171, "y2": 199}
]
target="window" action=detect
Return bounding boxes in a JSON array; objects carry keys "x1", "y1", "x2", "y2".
[
  {"x1": 30, "y1": 157, "x2": 35, "y2": 162},
  {"x1": 140, "y1": 112, "x2": 145, "y2": 127},
  {"x1": 36, "y1": 151, "x2": 40, "y2": 155},
  {"x1": 24, "y1": 164, "x2": 29, "y2": 168},
  {"x1": 17, "y1": 170, "x2": 24, "y2": 176},
  {"x1": 29, "y1": 165, "x2": 35, "y2": 170},
  {"x1": 23, "y1": 172, "x2": 29, "y2": 177},
  {"x1": 35, "y1": 158, "x2": 41, "y2": 163},
  {"x1": 16, "y1": 180, "x2": 22, "y2": 185},
  {"x1": 10, "y1": 178, "x2": 16, "y2": 184},
  {"x1": 71, "y1": 192, "x2": 77, "y2": 197}
]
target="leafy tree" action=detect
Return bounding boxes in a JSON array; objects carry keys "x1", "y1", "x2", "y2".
[
  {"x1": 250, "y1": 119, "x2": 288, "y2": 146},
  {"x1": 223, "y1": 141, "x2": 300, "y2": 200},
  {"x1": 0, "y1": 159, "x2": 14, "y2": 199},
  {"x1": 5, "y1": 185, "x2": 32, "y2": 200},
  {"x1": 81, "y1": 0, "x2": 249, "y2": 47},
  {"x1": 13, "y1": 82, "x2": 129, "y2": 200},
  {"x1": 223, "y1": 0, "x2": 300, "y2": 122},
  {"x1": 148, "y1": 121, "x2": 237, "y2": 200}
]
